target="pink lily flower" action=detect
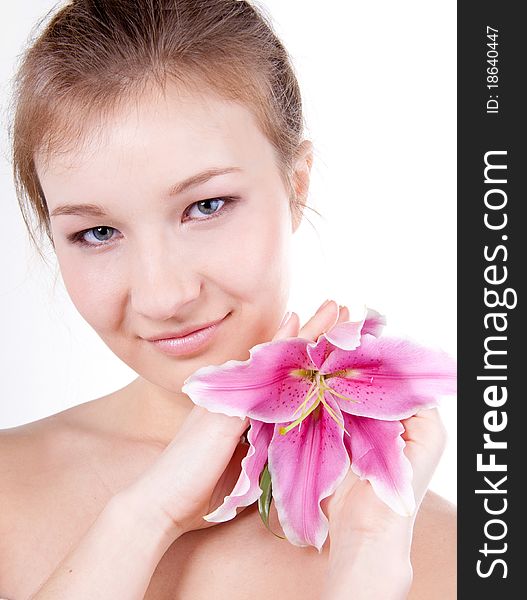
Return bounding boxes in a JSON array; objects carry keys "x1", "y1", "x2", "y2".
[{"x1": 182, "y1": 309, "x2": 456, "y2": 551}]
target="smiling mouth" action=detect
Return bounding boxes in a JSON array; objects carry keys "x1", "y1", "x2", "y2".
[
  {"x1": 146, "y1": 314, "x2": 229, "y2": 342},
  {"x1": 146, "y1": 313, "x2": 230, "y2": 356}
]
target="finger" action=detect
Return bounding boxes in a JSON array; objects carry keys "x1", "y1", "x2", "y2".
[
  {"x1": 336, "y1": 304, "x2": 350, "y2": 324},
  {"x1": 401, "y1": 408, "x2": 445, "y2": 442},
  {"x1": 400, "y1": 409, "x2": 447, "y2": 506},
  {"x1": 172, "y1": 405, "x2": 249, "y2": 447},
  {"x1": 208, "y1": 440, "x2": 250, "y2": 513},
  {"x1": 281, "y1": 303, "x2": 349, "y2": 345},
  {"x1": 272, "y1": 311, "x2": 300, "y2": 341},
  {"x1": 299, "y1": 299, "x2": 339, "y2": 342}
]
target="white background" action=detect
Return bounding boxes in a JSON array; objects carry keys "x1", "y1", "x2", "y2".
[{"x1": 0, "y1": 1, "x2": 456, "y2": 503}]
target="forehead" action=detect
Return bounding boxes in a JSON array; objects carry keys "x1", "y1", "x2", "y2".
[{"x1": 36, "y1": 83, "x2": 277, "y2": 188}]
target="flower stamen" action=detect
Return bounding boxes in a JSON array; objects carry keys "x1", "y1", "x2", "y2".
[
  {"x1": 279, "y1": 396, "x2": 320, "y2": 435},
  {"x1": 291, "y1": 378, "x2": 318, "y2": 417},
  {"x1": 322, "y1": 382, "x2": 361, "y2": 404},
  {"x1": 281, "y1": 371, "x2": 356, "y2": 437}
]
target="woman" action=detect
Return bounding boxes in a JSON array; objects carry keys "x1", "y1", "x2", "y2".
[{"x1": 0, "y1": 1, "x2": 456, "y2": 598}]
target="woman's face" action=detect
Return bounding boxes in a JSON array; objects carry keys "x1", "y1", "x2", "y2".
[{"x1": 37, "y1": 84, "x2": 308, "y2": 393}]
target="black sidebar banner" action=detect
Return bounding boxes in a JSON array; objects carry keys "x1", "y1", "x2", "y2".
[{"x1": 458, "y1": 1, "x2": 524, "y2": 597}]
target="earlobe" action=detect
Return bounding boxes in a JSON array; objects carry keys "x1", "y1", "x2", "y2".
[{"x1": 291, "y1": 139, "x2": 314, "y2": 233}]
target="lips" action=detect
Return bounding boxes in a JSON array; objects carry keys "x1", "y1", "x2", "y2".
[
  {"x1": 145, "y1": 315, "x2": 228, "y2": 341},
  {"x1": 144, "y1": 314, "x2": 229, "y2": 357}
]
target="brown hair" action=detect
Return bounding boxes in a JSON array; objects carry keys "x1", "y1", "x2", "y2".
[{"x1": 8, "y1": 0, "x2": 308, "y2": 253}]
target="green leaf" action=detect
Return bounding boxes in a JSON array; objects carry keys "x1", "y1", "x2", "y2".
[
  {"x1": 258, "y1": 464, "x2": 285, "y2": 540},
  {"x1": 258, "y1": 464, "x2": 272, "y2": 527}
]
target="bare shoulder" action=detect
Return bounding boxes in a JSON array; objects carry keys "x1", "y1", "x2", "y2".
[
  {"x1": 0, "y1": 394, "x2": 155, "y2": 519},
  {"x1": 409, "y1": 490, "x2": 457, "y2": 600},
  {"x1": 0, "y1": 399, "x2": 153, "y2": 599},
  {"x1": 0, "y1": 413, "x2": 78, "y2": 500},
  {"x1": 0, "y1": 416, "x2": 73, "y2": 597},
  {"x1": 0, "y1": 400, "x2": 109, "y2": 491}
]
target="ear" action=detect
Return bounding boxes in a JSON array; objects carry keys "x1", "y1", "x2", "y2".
[{"x1": 290, "y1": 139, "x2": 314, "y2": 232}]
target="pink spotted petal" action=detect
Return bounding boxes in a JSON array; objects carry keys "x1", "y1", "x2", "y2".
[
  {"x1": 306, "y1": 335, "x2": 330, "y2": 369},
  {"x1": 204, "y1": 419, "x2": 274, "y2": 522},
  {"x1": 343, "y1": 414, "x2": 415, "y2": 516},
  {"x1": 321, "y1": 336, "x2": 457, "y2": 420},
  {"x1": 182, "y1": 338, "x2": 314, "y2": 422},
  {"x1": 268, "y1": 398, "x2": 350, "y2": 552}
]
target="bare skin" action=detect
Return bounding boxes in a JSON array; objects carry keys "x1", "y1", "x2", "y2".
[
  {"x1": 0, "y1": 390, "x2": 455, "y2": 600},
  {"x1": 0, "y1": 319, "x2": 456, "y2": 599}
]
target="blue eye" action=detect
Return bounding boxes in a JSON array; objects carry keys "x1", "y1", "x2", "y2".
[
  {"x1": 186, "y1": 198, "x2": 225, "y2": 219},
  {"x1": 90, "y1": 226, "x2": 115, "y2": 241},
  {"x1": 181, "y1": 196, "x2": 239, "y2": 222},
  {"x1": 69, "y1": 226, "x2": 118, "y2": 247}
]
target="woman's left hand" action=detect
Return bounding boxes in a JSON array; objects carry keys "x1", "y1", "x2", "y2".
[
  {"x1": 275, "y1": 300, "x2": 448, "y2": 599},
  {"x1": 318, "y1": 405, "x2": 447, "y2": 600},
  {"x1": 323, "y1": 406, "x2": 447, "y2": 543}
]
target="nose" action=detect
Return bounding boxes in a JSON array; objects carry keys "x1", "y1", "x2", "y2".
[{"x1": 130, "y1": 241, "x2": 201, "y2": 321}]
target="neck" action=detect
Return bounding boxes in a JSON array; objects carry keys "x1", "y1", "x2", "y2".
[{"x1": 115, "y1": 376, "x2": 195, "y2": 447}]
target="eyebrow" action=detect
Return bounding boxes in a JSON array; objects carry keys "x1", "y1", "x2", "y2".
[
  {"x1": 49, "y1": 166, "x2": 242, "y2": 218},
  {"x1": 167, "y1": 166, "x2": 242, "y2": 196}
]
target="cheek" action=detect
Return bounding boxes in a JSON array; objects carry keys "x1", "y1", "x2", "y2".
[
  {"x1": 57, "y1": 250, "x2": 125, "y2": 334},
  {"x1": 210, "y1": 201, "x2": 292, "y2": 301}
]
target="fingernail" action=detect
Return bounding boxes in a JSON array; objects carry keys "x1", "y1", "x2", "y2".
[
  {"x1": 317, "y1": 299, "x2": 332, "y2": 312},
  {"x1": 279, "y1": 311, "x2": 292, "y2": 327}
]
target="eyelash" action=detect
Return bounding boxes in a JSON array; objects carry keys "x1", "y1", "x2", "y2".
[{"x1": 67, "y1": 196, "x2": 238, "y2": 248}]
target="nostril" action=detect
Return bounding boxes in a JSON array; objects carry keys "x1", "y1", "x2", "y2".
[{"x1": 131, "y1": 284, "x2": 202, "y2": 321}]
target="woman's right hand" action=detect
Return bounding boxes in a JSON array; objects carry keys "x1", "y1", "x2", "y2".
[
  {"x1": 116, "y1": 406, "x2": 251, "y2": 541},
  {"x1": 116, "y1": 300, "x2": 346, "y2": 544}
]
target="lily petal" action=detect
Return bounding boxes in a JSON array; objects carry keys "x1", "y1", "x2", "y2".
[
  {"x1": 306, "y1": 335, "x2": 330, "y2": 369},
  {"x1": 182, "y1": 338, "x2": 314, "y2": 422},
  {"x1": 320, "y1": 307, "x2": 386, "y2": 352},
  {"x1": 343, "y1": 414, "x2": 415, "y2": 516},
  {"x1": 322, "y1": 319, "x2": 364, "y2": 352},
  {"x1": 321, "y1": 336, "x2": 457, "y2": 420},
  {"x1": 268, "y1": 399, "x2": 350, "y2": 552},
  {"x1": 204, "y1": 419, "x2": 274, "y2": 522},
  {"x1": 361, "y1": 308, "x2": 387, "y2": 338}
]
